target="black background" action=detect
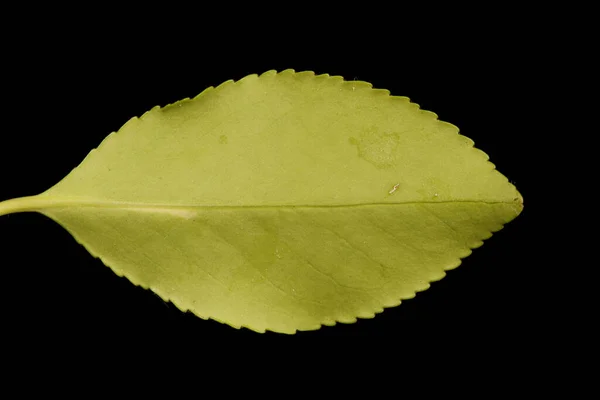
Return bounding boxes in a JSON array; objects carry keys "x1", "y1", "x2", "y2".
[{"x1": 0, "y1": 24, "x2": 534, "y2": 347}]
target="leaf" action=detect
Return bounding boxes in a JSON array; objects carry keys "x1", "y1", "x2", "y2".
[{"x1": 0, "y1": 69, "x2": 523, "y2": 334}]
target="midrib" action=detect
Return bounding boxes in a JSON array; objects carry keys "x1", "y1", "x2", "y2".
[{"x1": 0, "y1": 195, "x2": 523, "y2": 218}]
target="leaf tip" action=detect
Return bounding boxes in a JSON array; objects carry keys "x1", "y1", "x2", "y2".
[{"x1": 516, "y1": 190, "x2": 524, "y2": 208}]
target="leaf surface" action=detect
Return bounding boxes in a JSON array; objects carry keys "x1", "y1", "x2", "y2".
[{"x1": 0, "y1": 70, "x2": 523, "y2": 333}]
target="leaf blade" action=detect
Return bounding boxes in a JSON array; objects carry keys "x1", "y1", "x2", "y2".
[
  {"x1": 40, "y1": 200, "x2": 519, "y2": 333},
  {"x1": 42, "y1": 69, "x2": 519, "y2": 206}
]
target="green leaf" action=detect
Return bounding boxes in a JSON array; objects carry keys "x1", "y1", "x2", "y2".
[{"x1": 0, "y1": 69, "x2": 523, "y2": 334}]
